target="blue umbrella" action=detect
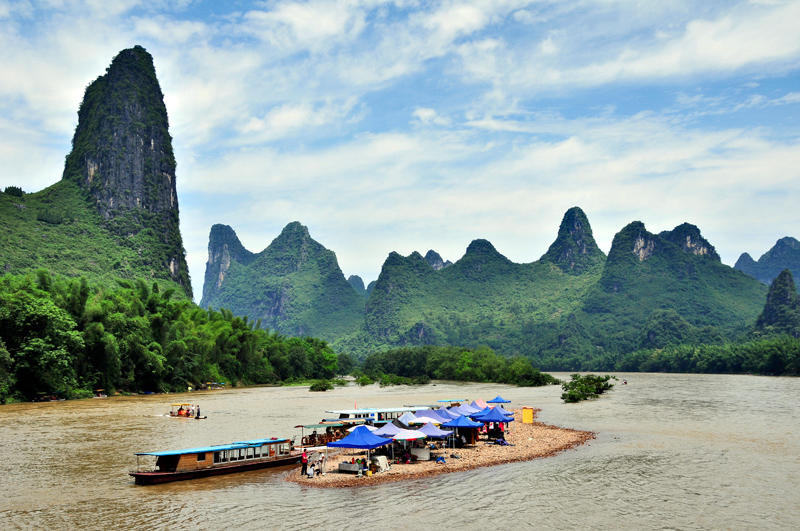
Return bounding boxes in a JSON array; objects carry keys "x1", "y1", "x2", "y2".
[
  {"x1": 473, "y1": 407, "x2": 514, "y2": 423},
  {"x1": 487, "y1": 395, "x2": 511, "y2": 404},
  {"x1": 442, "y1": 414, "x2": 483, "y2": 448}
]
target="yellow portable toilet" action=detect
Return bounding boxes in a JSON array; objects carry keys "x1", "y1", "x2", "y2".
[{"x1": 522, "y1": 407, "x2": 534, "y2": 424}]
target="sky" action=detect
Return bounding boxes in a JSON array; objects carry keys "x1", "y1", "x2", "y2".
[{"x1": 1, "y1": 0, "x2": 799, "y2": 301}]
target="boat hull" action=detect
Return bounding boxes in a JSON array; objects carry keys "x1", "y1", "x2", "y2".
[{"x1": 130, "y1": 453, "x2": 301, "y2": 485}]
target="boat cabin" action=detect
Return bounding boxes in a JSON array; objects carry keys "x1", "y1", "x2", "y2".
[
  {"x1": 326, "y1": 406, "x2": 433, "y2": 424},
  {"x1": 135, "y1": 438, "x2": 292, "y2": 474}
]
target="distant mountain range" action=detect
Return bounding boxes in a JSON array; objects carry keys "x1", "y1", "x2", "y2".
[
  {"x1": 735, "y1": 237, "x2": 800, "y2": 286},
  {"x1": 201, "y1": 207, "x2": 769, "y2": 363},
  {"x1": 0, "y1": 46, "x2": 191, "y2": 296}
]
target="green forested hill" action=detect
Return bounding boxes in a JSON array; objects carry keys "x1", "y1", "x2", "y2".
[
  {"x1": 554, "y1": 221, "x2": 768, "y2": 368},
  {"x1": 0, "y1": 46, "x2": 191, "y2": 296},
  {"x1": 358, "y1": 239, "x2": 602, "y2": 354},
  {"x1": 0, "y1": 181, "x2": 184, "y2": 292},
  {"x1": 200, "y1": 222, "x2": 364, "y2": 340}
]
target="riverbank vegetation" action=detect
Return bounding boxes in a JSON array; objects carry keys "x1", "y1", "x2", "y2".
[
  {"x1": 561, "y1": 374, "x2": 616, "y2": 402},
  {"x1": 361, "y1": 345, "x2": 560, "y2": 387},
  {"x1": 0, "y1": 271, "x2": 339, "y2": 403}
]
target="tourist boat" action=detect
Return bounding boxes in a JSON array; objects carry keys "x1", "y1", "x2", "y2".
[
  {"x1": 326, "y1": 406, "x2": 434, "y2": 425},
  {"x1": 168, "y1": 403, "x2": 206, "y2": 419},
  {"x1": 130, "y1": 437, "x2": 299, "y2": 485}
]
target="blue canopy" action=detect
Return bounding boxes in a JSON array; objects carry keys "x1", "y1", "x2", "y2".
[
  {"x1": 450, "y1": 404, "x2": 480, "y2": 415},
  {"x1": 487, "y1": 395, "x2": 511, "y2": 403},
  {"x1": 437, "y1": 408, "x2": 460, "y2": 419},
  {"x1": 327, "y1": 425, "x2": 393, "y2": 449},
  {"x1": 418, "y1": 423, "x2": 452, "y2": 438},
  {"x1": 414, "y1": 409, "x2": 450, "y2": 423},
  {"x1": 493, "y1": 405, "x2": 513, "y2": 416},
  {"x1": 469, "y1": 407, "x2": 494, "y2": 418},
  {"x1": 442, "y1": 415, "x2": 483, "y2": 428},
  {"x1": 373, "y1": 423, "x2": 403, "y2": 437},
  {"x1": 473, "y1": 407, "x2": 514, "y2": 423}
]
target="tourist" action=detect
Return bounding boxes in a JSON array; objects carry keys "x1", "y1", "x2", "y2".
[
  {"x1": 307, "y1": 463, "x2": 315, "y2": 478},
  {"x1": 300, "y1": 450, "x2": 308, "y2": 476}
]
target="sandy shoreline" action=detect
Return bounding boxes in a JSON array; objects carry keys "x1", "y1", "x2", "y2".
[{"x1": 285, "y1": 409, "x2": 594, "y2": 488}]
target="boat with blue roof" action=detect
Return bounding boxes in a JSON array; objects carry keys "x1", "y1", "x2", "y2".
[{"x1": 130, "y1": 437, "x2": 300, "y2": 485}]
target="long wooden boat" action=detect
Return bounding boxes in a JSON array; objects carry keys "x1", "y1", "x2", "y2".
[{"x1": 130, "y1": 437, "x2": 300, "y2": 485}]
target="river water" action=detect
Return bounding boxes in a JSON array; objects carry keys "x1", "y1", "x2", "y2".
[{"x1": 0, "y1": 373, "x2": 797, "y2": 530}]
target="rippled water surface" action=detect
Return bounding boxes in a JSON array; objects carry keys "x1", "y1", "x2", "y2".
[{"x1": 1, "y1": 373, "x2": 798, "y2": 529}]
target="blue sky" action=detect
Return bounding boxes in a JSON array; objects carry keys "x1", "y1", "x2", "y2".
[{"x1": 1, "y1": 0, "x2": 799, "y2": 300}]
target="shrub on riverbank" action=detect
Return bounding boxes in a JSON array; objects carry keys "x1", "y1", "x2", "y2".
[
  {"x1": 561, "y1": 374, "x2": 616, "y2": 402},
  {"x1": 309, "y1": 379, "x2": 334, "y2": 392}
]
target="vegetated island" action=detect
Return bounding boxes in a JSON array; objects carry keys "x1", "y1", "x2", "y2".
[{"x1": 284, "y1": 409, "x2": 594, "y2": 488}]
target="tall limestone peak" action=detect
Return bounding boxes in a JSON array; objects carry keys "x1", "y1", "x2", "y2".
[
  {"x1": 201, "y1": 224, "x2": 254, "y2": 306},
  {"x1": 61, "y1": 45, "x2": 190, "y2": 294},
  {"x1": 424, "y1": 250, "x2": 452, "y2": 270},
  {"x1": 659, "y1": 223, "x2": 720, "y2": 261},
  {"x1": 63, "y1": 45, "x2": 176, "y2": 216},
  {"x1": 755, "y1": 269, "x2": 800, "y2": 336},
  {"x1": 541, "y1": 206, "x2": 605, "y2": 273}
]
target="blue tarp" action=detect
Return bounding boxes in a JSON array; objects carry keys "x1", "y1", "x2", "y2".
[
  {"x1": 327, "y1": 425, "x2": 393, "y2": 449},
  {"x1": 473, "y1": 407, "x2": 514, "y2": 423},
  {"x1": 487, "y1": 395, "x2": 511, "y2": 403},
  {"x1": 442, "y1": 415, "x2": 483, "y2": 428}
]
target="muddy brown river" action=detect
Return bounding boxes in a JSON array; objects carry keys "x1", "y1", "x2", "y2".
[{"x1": 1, "y1": 373, "x2": 797, "y2": 529}]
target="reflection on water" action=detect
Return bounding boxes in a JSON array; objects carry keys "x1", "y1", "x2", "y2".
[{"x1": 1, "y1": 374, "x2": 798, "y2": 529}]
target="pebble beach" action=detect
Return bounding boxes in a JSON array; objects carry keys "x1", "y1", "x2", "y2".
[{"x1": 285, "y1": 409, "x2": 594, "y2": 488}]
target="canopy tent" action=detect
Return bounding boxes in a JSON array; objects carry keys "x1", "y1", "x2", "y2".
[
  {"x1": 473, "y1": 407, "x2": 514, "y2": 423},
  {"x1": 442, "y1": 415, "x2": 484, "y2": 428},
  {"x1": 415, "y1": 409, "x2": 450, "y2": 423},
  {"x1": 418, "y1": 423, "x2": 452, "y2": 438},
  {"x1": 492, "y1": 405, "x2": 513, "y2": 416},
  {"x1": 327, "y1": 425, "x2": 393, "y2": 450},
  {"x1": 347, "y1": 424, "x2": 378, "y2": 432},
  {"x1": 392, "y1": 419, "x2": 411, "y2": 430},
  {"x1": 469, "y1": 407, "x2": 494, "y2": 418},
  {"x1": 437, "y1": 408, "x2": 460, "y2": 419},
  {"x1": 470, "y1": 399, "x2": 488, "y2": 410},
  {"x1": 450, "y1": 404, "x2": 480, "y2": 415},
  {"x1": 397, "y1": 412, "x2": 417, "y2": 425},
  {"x1": 487, "y1": 395, "x2": 511, "y2": 404},
  {"x1": 373, "y1": 423, "x2": 404, "y2": 437},
  {"x1": 391, "y1": 429, "x2": 427, "y2": 441},
  {"x1": 409, "y1": 415, "x2": 442, "y2": 425}
]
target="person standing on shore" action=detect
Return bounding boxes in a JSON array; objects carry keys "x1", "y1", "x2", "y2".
[{"x1": 300, "y1": 450, "x2": 308, "y2": 476}]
